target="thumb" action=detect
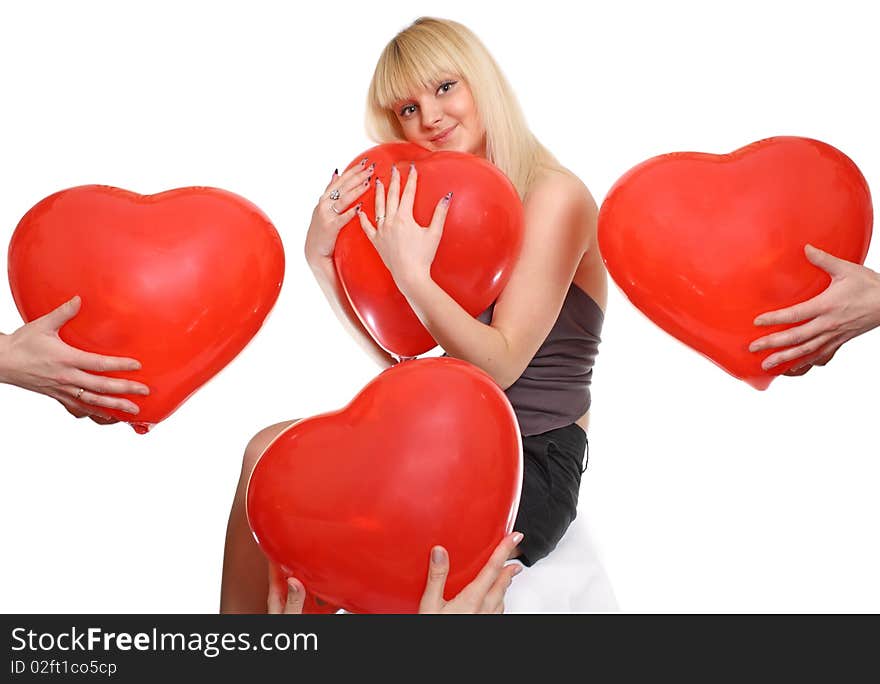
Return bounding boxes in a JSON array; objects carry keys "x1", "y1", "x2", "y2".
[
  {"x1": 804, "y1": 244, "x2": 853, "y2": 277},
  {"x1": 282, "y1": 578, "x2": 306, "y2": 615},
  {"x1": 34, "y1": 295, "x2": 81, "y2": 332},
  {"x1": 419, "y1": 546, "x2": 450, "y2": 613}
]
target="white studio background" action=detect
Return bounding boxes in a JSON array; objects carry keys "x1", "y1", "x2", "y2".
[{"x1": 0, "y1": 0, "x2": 876, "y2": 613}]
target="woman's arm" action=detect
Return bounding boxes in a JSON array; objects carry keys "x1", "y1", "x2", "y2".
[
  {"x1": 307, "y1": 254, "x2": 397, "y2": 368},
  {"x1": 361, "y1": 166, "x2": 596, "y2": 388},
  {"x1": 305, "y1": 163, "x2": 397, "y2": 369}
]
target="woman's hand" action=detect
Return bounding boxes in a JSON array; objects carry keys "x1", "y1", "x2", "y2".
[
  {"x1": 357, "y1": 163, "x2": 451, "y2": 294},
  {"x1": 418, "y1": 531, "x2": 524, "y2": 614},
  {"x1": 749, "y1": 245, "x2": 880, "y2": 375},
  {"x1": 0, "y1": 296, "x2": 149, "y2": 422},
  {"x1": 304, "y1": 160, "x2": 375, "y2": 263},
  {"x1": 268, "y1": 531, "x2": 524, "y2": 615}
]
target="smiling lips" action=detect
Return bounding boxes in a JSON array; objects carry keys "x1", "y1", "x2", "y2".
[{"x1": 429, "y1": 124, "x2": 457, "y2": 144}]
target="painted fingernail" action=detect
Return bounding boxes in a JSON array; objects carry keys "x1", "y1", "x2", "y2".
[
  {"x1": 375, "y1": 177, "x2": 382, "y2": 186},
  {"x1": 442, "y1": 191, "x2": 453, "y2": 204},
  {"x1": 431, "y1": 547, "x2": 444, "y2": 564},
  {"x1": 356, "y1": 203, "x2": 363, "y2": 213},
  {"x1": 360, "y1": 158, "x2": 368, "y2": 167},
  {"x1": 364, "y1": 179, "x2": 370, "y2": 187},
  {"x1": 333, "y1": 168, "x2": 338, "y2": 176},
  {"x1": 369, "y1": 163, "x2": 376, "y2": 172},
  {"x1": 512, "y1": 532, "x2": 524, "y2": 545}
]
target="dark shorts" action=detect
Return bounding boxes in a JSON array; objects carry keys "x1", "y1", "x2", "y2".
[{"x1": 513, "y1": 423, "x2": 588, "y2": 567}]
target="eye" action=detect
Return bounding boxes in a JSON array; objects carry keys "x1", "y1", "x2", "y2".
[
  {"x1": 437, "y1": 80, "x2": 457, "y2": 95},
  {"x1": 399, "y1": 104, "x2": 417, "y2": 118}
]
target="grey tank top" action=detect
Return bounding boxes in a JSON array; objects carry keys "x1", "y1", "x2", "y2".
[{"x1": 477, "y1": 283, "x2": 604, "y2": 437}]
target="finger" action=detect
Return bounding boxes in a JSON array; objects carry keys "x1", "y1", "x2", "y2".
[
  {"x1": 323, "y1": 168, "x2": 340, "y2": 193},
  {"x1": 323, "y1": 161, "x2": 372, "y2": 203},
  {"x1": 399, "y1": 163, "x2": 418, "y2": 214},
  {"x1": 479, "y1": 563, "x2": 522, "y2": 614},
  {"x1": 787, "y1": 339, "x2": 842, "y2": 373},
  {"x1": 33, "y1": 296, "x2": 81, "y2": 332},
  {"x1": 783, "y1": 364, "x2": 813, "y2": 376},
  {"x1": 340, "y1": 156, "x2": 370, "y2": 185},
  {"x1": 815, "y1": 345, "x2": 839, "y2": 366},
  {"x1": 336, "y1": 170, "x2": 373, "y2": 210},
  {"x1": 53, "y1": 394, "x2": 113, "y2": 421},
  {"x1": 749, "y1": 317, "x2": 826, "y2": 353},
  {"x1": 753, "y1": 296, "x2": 824, "y2": 327},
  {"x1": 429, "y1": 192, "x2": 452, "y2": 235},
  {"x1": 804, "y1": 244, "x2": 854, "y2": 277},
  {"x1": 282, "y1": 578, "x2": 306, "y2": 615},
  {"x1": 761, "y1": 331, "x2": 837, "y2": 370},
  {"x1": 465, "y1": 531, "x2": 524, "y2": 599},
  {"x1": 266, "y1": 564, "x2": 286, "y2": 614},
  {"x1": 418, "y1": 546, "x2": 450, "y2": 613},
  {"x1": 68, "y1": 370, "x2": 150, "y2": 397},
  {"x1": 386, "y1": 164, "x2": 401, "y2": 219},
  {"x1": 64, "y1": 386, "x2": 140, "y2": 415},
  {"x1": 375, "y1": 178, "x2": 386, "y2": 227},
  {"x1": 69, "y1": 349, "x2": 142, "y2": 373},
  {"x1": 326, "y1": 203, "x2": 360, "y2": 229},
  {"x1": 358, "y1": 205, "x2": 377, "y2": 242},
  {"x1": 55, "y1": 395, "x2": 89, "y2": 419},
  {"x1": 89, "y1": 415, "x2": 120, "y2": 425}
]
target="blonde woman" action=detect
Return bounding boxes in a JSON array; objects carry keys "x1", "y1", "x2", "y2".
[{"x1": 220, "y1": 17, "x2": 607, "y2": 613}]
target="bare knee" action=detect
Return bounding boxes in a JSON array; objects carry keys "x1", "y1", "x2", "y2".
[{"x1": 242, "y1": 419, "x2": 298, "y2": 478}]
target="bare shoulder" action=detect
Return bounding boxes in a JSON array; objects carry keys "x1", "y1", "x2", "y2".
[
  {"x1": 526, "y1": 168, "x2": 597, "y2": 216},
  {"x1": 524, "y1": 167, "x2": 598, "y2": 242}
]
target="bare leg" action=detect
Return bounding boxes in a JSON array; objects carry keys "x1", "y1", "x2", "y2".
[{"x1": 220, "y1": 419, "x2": 297, "y2": 613}]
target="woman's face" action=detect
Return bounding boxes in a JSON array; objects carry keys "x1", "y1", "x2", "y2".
[{"x1": 392, "y1": 75, "x2": 486, "y2": 156}]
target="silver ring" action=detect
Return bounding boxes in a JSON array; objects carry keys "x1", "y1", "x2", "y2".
[
  {"x1": 376, "y1": 215, "x2": 385, "y2": 222},
  {"x1": 75, "y1": 388, "x2": 85, "y2": 400},
  {"x1": 328, "y1": 189, "x2": 341, "y2": 201},
  {"x1": 330, "y1": 203, "x2": 342, "y2": 215}
]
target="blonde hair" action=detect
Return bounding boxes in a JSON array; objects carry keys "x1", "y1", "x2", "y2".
[{"x1": 366, "y1": 17, "x2": 566, "y2": 199}]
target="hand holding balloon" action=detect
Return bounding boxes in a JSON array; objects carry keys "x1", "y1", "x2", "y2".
[
  {"x1": 596, "y1": 136, "x2": 872, "y2": 389},
  {"x1": 0, "y1": 295, "x2": 149, "y2": 422},
  {"x1": 304, "y1": 160, "x2": 374, "y2": 262},
  {"x1": 357, "y1": 163, "x2": 451, "y2": 296},
  {"x1": 750, "y1": 245, "x2": 880, "y2": 374},
  {"x1": 246, "y1": 357, "x2": 523, "y2": 614},
  {"x1": 268, "y1": 533, "x2": 524, "y2": 615},
  {"x1": 303, "y1": 158, "x2": 398, "y2": 368},
  {"x1": 9, "y1": 185, "x2": 285, "y2": 432},
  {"x1": 333, "y1": 142, "x2": 524, "y2": 358}
]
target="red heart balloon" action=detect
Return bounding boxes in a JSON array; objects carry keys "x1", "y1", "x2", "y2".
[
  {"x1": 598, "y1": 137, "x2": 873, "y2": 389},
  {"x1": 333, "y1": 143, "x2": 524, "y2": 358},
  {"x1": 246, "y1": 357, "x2": 523, "y2": 614},
  {"x1": 8, "y1": 185, "x2": 285, "y2": 432}
]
